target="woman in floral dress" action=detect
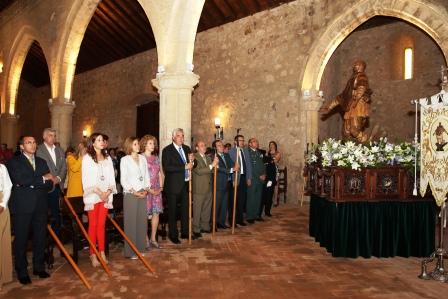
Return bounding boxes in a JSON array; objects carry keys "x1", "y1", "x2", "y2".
[{"x1": 140, "y1": 135, "x2": 164, "y2": 248}]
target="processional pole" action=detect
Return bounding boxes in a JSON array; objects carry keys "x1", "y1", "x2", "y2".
[{"x1": 418, "y1": 67, "x2": 448, "y2": 282}]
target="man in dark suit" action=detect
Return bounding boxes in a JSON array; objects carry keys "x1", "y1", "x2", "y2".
[
  {"x1": 261, "y1": 152, "x2": 277, "y2": 217},
  {"x1": 213, "y1": 140, "x2": 236, "y2": 229},
  {"x1": 229, "y1": 135, "x2": 252, "y2": 226},
  {"x1": 162, "y1": 128, "x2": 194, "y2": 244},
  {"x1": 7, "y1": 135, "x2": 55, "y2": 285},
  {"x1": 246, "y1": 138, "x2": 266, "y2": 223},
  {"x1": 36, "y1": 128, "x2": 66, "y2": 237}
]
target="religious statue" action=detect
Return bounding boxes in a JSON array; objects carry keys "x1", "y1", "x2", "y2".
[
  {"x1": 434, "y1": 122, "x2": 447, "y2": 151},
  {"x1": 320, "y1": 60, "x2": 372, "y2": 143}
]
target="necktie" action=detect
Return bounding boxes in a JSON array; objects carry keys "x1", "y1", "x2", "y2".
[
  {"x1": 28, "y1": 155, "x2": 36, "y2": 170},
  {"x1": 178, "y1": 146, "x2": 189, "y2": 180},
  {"x1": 220, "y1": 153, "x2": 227, "y2": 168}
]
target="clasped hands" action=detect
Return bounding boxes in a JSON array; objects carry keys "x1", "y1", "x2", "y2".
[
  {"x1": 95, "y1": 187, "x2": 113, "y2": 202},
  {"x1": 131, "y1": 188, "x2": 148, "y2": 198}
]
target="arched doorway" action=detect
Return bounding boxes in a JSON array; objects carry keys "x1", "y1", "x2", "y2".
[
  {"x1": 136, "y1": 99, "x2": 159, "y2": 140},
  {"x1": 16, "y1": 41, "x2": 51, "y2": 143},
  {"x1": 319, "y1": 16, "x2": 446, "y2": 142}
]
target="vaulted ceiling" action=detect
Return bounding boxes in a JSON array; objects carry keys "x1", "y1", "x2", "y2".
[
  {"x1": 2, "y1": 0, "x2": 397, "y2": 88},
  {"x1": 9, "y1": 0, "x2": 296, "y2": 87}
]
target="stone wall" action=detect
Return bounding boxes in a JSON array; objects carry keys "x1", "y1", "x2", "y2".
[{"x1": 320, "y1": 20, "x2": 445, "y2": 142}]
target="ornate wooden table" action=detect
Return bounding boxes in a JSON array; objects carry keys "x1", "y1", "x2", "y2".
[{"x1": 305, "y1": 166, "x2": 436, "y2": 258}]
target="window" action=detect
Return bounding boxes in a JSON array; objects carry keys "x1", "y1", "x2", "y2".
[{"x1": 404, "y1": 47, "x2": 413, "y2": 80}]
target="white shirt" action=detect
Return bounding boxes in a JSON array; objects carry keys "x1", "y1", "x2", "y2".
[
  {"x1": 82, "y1": 155, "x2": 117, "y2": 211},
  {"x1": 0, "y1": 164, "x2": 12, "y2": 209},
  {"x1": 44, "y1": 143, "x2": 57, "y2": 166},
  {"x1": 238, "y1": 148, "x2": 244, "y2": 174},
  {"x1": 120, "y1": 154, "x2": 150, "y2": 193}
]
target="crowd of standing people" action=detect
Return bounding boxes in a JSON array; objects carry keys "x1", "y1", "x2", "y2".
[{"x1": 0, "y1": 127, "x2": 281, "y2": 288}]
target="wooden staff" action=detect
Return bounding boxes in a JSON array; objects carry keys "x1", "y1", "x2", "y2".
[
  {"x1": 188, "y1": 167, "x2": 193, "y2": 245},
  {"x1": 47, "y1": 225, "x2": 92, "y2": 290},
  {"x1": 212, "y1": 161, "x2": 218, "y2": 238},
  {"x1": 232, "y1": 148, "x2": 240, "y2": 234},
  {"x1": 107, "y1": 215, "x2": 156, "y2": 274},
  {"x1": 63, "y1": 197, "x2": 111, "y2": 277}
]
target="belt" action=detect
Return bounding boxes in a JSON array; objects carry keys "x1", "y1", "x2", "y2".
[{"x1": 14, "y1": 184, "x2": 35, "y2": 189}]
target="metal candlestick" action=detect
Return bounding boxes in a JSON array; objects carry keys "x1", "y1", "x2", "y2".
[{"x1": 419, "y1": 202, "x2": 448, "y2": 282}]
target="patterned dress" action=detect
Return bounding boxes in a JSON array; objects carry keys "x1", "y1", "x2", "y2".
[{"x1": 145, "y1": 155, "x2": 163, "y2": 215}]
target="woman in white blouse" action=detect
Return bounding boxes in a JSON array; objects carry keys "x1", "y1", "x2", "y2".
[
  {"x1": 120, "y1": 137, "x2": 150, "y2": 258},
  {"x1": 0, "y1": 163, "x2": 12, "y2": 289},
  {"x1": 82, "y1": 133, "x2": 117, "y2": 267}
]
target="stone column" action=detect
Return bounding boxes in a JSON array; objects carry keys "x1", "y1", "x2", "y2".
[
  {"x1": 0, "y1": 113, "x2": 19, "y2": 149},
  {"x1": 300, "y1": 90, "x2": 324, "y2": 146},
  {"x1": 49, "y1": 100, "x2": 75, "y2": 150},
  {"x1": 152, "y1": 72, "x2": 199, "y2": 150}
]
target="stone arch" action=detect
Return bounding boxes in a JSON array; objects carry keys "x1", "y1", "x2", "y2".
[
  {"x1": 1, "y1": 26, "x2": 51, "y2": 115},
  {"x1": 300, "y1": 0, "x2": 448, "y2": 93},
  {"x1": 54, "y1": 0, "x2": 164, "y2": 101},
  {"x1": 52, "y1": 0, "x2": 101, "y2": 100},
  {"x1": 141, "y1": 0, "x2": 205, "y2": 71}
]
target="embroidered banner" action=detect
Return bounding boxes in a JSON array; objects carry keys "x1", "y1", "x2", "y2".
[{"x1": 420, "y1": 91, "x2": 448, "y2": 206}]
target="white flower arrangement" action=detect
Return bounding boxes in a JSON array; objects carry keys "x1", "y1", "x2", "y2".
[{"x1": 305, "y1": 137, "x2": 419, "y2": 171}]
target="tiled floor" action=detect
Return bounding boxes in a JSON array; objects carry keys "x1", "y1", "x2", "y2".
[{"x1": 1, "y1": 203, "x2": 447, "y2": 299}]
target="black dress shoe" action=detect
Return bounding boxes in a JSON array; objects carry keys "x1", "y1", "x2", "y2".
[
  {"x1": 180, "y1": 234, "x2": 188, "y2": 239},
  {"x1": 200, "y1": 229, "x2": 211, "y2": 234},
  {"x1": 255, "y1": 217, "x2": 265, "y2": 222},
  {"x1": 169, "y1": 237, "x2": 181, "y2": 244},
  {"x1": 18, "y1": 275, "x2": 32, "y2": 285},
  {"x1": 237, "y1": 222, "x2": 247, "y2": 226},
  {"x1": 33, "y1": 271, "x2": 50, "y2": 278},
  {"x1": 193, "y1": 232, "x2": 202, "y2": 239},
  {"x1": 247, "y1": 219, "x2": 255, "y2": 224}
]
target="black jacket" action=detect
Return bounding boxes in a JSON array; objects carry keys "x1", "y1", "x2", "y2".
[
  {"x1": 162, "y1": 143, "x2": 193, "y2": 194},
  {"x1": 7, "y1": 153, "x2": 53, "y2": 214}
]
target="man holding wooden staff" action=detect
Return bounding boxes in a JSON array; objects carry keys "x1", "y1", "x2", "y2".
[
  {"x1": 229, "y1": 135, "x2": 252, "y2": 227},
  {"x1": 162, "y1": 128, "x2": 194, "y2": 244},
  {"x1": 192, "y1": 141, "x2": 218, "y2": 239},
  {"x1": 213, "y1": 140, "x2": 235, "y2": 229}
]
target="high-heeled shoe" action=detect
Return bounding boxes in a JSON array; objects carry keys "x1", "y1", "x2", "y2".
[
  {"x1": 90, "y1": 254, "x2": 100, "y2": 267},
  {"x1": 150, "y1": 240, "x2": 161, "y2": 249},
  {"x1": 100, "y1": 251, "x2": 108, "y2": 264}
]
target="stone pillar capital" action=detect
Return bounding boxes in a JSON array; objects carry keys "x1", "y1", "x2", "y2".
[
  {"x1": 49, "y1": 100, "x2": 76, "y2": 115},
  {"x1": 0, "y1": 113, "x2": 19, "y2": 121},
  {"x1": 301, "y1": 93, "x2": 324, "y2": 112},
  {"x1": 48, "y1": 96, "x2": 75, "y2": 106},
  {"x1": 152, "y1": 72, "x2": 200, "y2": 92}
]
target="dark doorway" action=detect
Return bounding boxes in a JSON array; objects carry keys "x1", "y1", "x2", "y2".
[{"x1": 136, "y1": 101, "x2": 159, "y2": 140}]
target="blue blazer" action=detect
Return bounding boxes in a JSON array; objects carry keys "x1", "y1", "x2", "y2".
[
  {"x1": 215, "y1": 152, "x2": 233, "y2": 191},
  {"x1": 229, "y1": 147, "x2": 252, "y2": 182}
]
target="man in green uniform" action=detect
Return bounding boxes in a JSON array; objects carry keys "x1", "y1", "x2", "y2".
[{"x1": 246, "y1": 138, "x2": 266, "y2": 223}]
